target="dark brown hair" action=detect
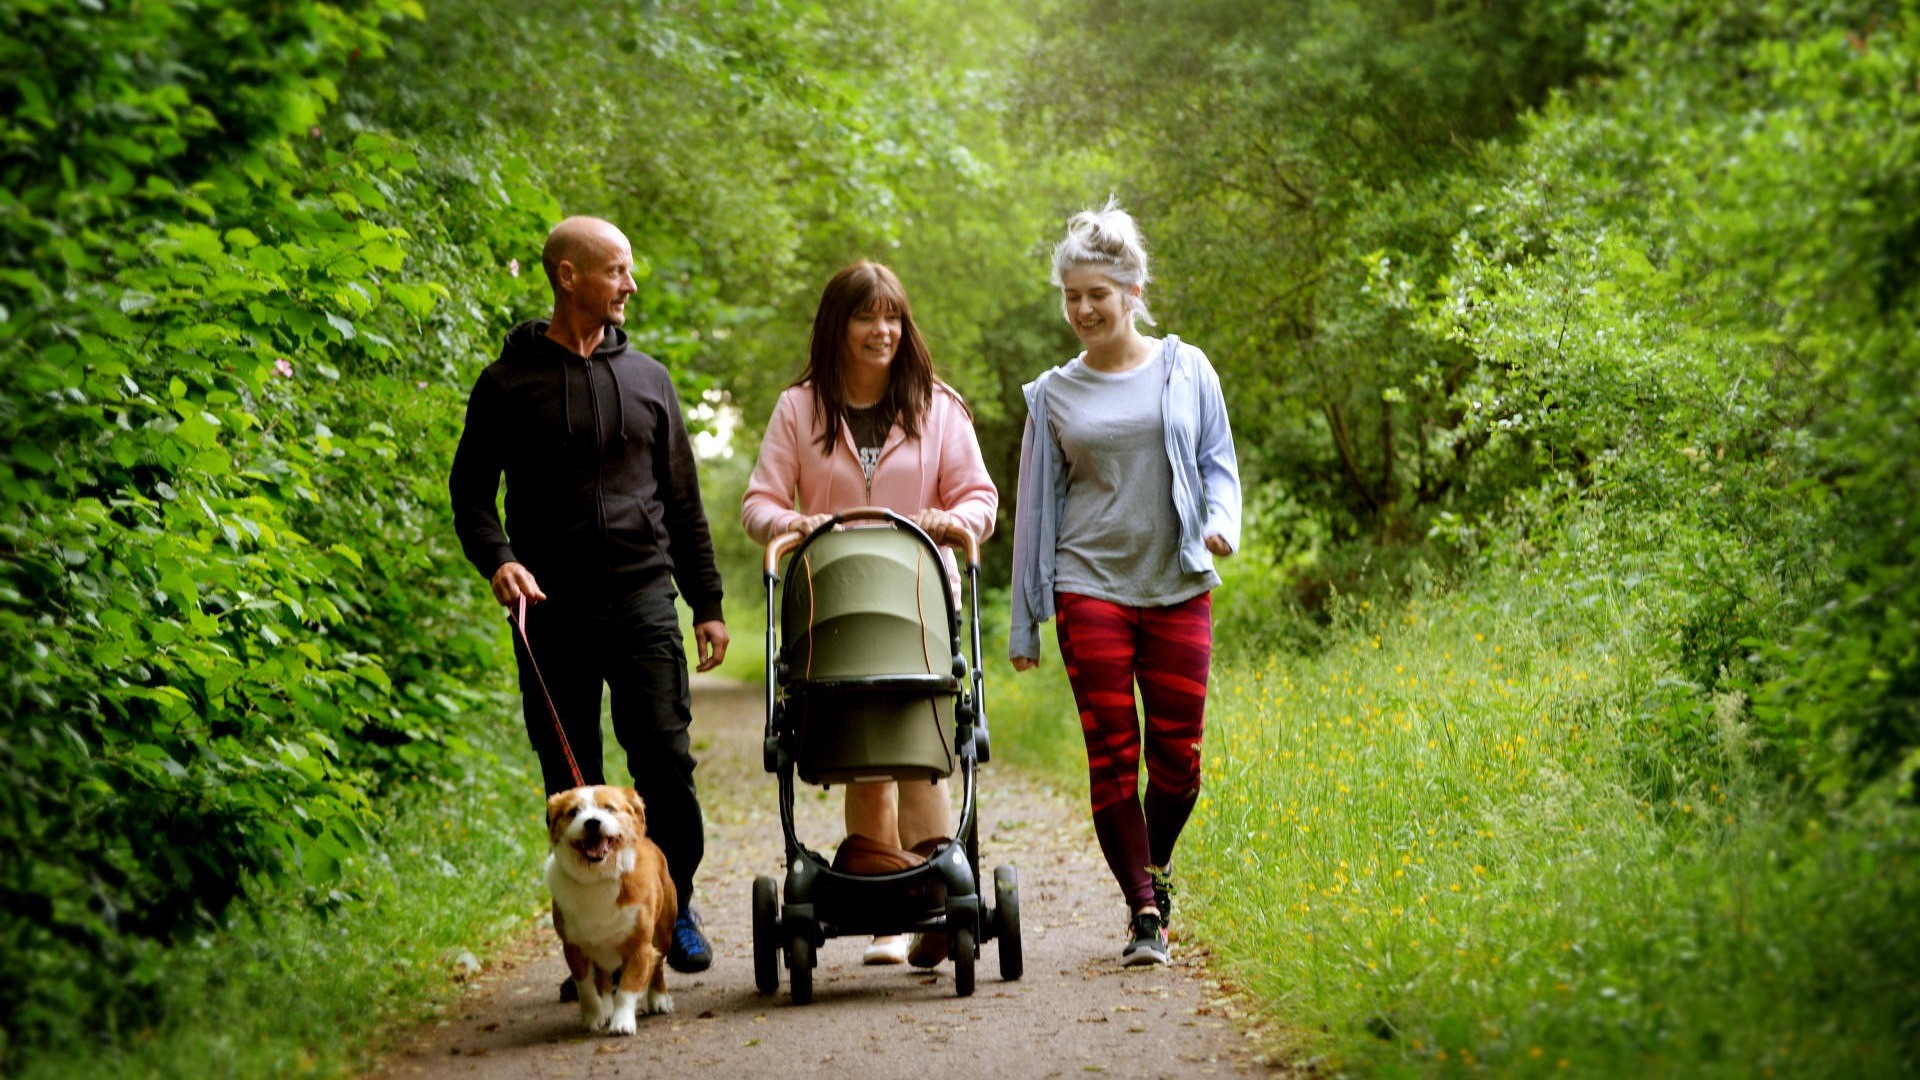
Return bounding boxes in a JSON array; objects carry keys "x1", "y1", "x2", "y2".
[{"x1": 794, "y1": 260, "x2": 936, "y2": 456}]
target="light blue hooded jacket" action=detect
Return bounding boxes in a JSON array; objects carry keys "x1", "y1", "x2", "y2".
[{"x1": 1009, "y1": 335, "x2": 1241, "y2": 661}]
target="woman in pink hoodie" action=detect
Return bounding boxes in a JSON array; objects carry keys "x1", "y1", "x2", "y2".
[{"x1": 742, "y1": 260, "x2": 998, "y2": 967}]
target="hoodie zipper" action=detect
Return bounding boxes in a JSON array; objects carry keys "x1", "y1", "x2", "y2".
[
  {"x1": 846, "y1": 414, "x2": 902, "y2": 500},
  {"x1": 583, "y1": 357, "x2": 609, "y2": 577}
]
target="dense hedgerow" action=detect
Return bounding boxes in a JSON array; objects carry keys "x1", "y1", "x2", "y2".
[
  {"x1": 1392, "y1": 0, "x2": 1920, "y2": 797},
  {"x1": 0, "y1": 0, "x2": 564, "y2": 1053}
]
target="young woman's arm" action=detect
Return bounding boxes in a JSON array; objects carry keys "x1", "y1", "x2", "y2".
[
  {"x1": 1008, "y1": 412, "x2": 1046, "y2": 664},
  {"x1": 1194, "y1": 355, "x2": 1242, "y2": 554}
]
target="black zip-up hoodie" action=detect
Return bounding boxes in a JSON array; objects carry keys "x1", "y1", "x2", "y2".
[{"x1": 449, "y1": 320, "x2": 724, "y2": 623}]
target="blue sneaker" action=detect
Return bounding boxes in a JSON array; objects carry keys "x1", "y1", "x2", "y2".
[{"x1": 667, "y1": 905, "x2": 712, "y2": 973}]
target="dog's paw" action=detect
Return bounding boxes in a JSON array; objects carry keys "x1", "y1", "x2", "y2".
[
  {"x1": 646, "y1": 989, "x2": 675, "y2": 1015},
  {"x1": 600, "y1": 989, "x2": 641, "y2": 1035}
]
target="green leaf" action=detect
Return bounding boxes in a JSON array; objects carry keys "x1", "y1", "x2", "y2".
[{"x1": 12, "y1": 443, "x2": 56, "y2": 474}]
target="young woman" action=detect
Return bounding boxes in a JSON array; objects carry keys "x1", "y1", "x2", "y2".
[
  {"x1": 743, "y1": 260, "x2": 998, "y2": 967},
  {"x1": 1008, "y1": 201, "x2": 1240, "y2": 966}
]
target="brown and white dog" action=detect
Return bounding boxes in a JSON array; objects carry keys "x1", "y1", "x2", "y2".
[{"x1": 545, "y1": 785, "x2": 676, "y2": 1034}]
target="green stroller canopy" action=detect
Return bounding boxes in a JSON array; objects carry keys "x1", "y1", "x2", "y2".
[{"x1": 779, "y1": 525, "x2": 958, "y2": 784}]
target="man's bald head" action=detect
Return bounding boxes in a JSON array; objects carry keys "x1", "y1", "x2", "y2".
[
  {"x1": 542, "y1": 216, "x2": 628, "y2": 292},
  {"x1": 540, "y1": 216, "x2": 639, "y2": 344}
]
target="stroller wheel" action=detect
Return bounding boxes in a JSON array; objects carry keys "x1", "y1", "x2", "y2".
[
  {"x1": 752, "y1": 876, "x2": 779, "y2": 996},
  {"x1": 786, "y1": 930, "x2": 814, "y2": 1006},
  {"x1": 994, "y1": 865, "x2": 1023, "y2": 982},
  {"x1": 950, "y1": 921, "x2": 976, "y2": 998}
]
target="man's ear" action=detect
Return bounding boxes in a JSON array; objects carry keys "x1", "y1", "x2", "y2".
[{"x1": 554, "y1": 258, "x2": 575, "y2": 295}]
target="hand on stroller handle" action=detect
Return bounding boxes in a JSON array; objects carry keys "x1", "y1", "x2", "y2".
[{"x1": 763, "y1": 506, "x2": 980, "y2": 571}]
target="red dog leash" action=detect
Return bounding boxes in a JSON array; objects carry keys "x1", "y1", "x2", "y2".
[{"x1": 507, "y1": 595, "x2": 585, "y2": 788}]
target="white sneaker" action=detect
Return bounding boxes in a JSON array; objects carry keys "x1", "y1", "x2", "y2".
[{"x1": 863, "y1": 934, "x2": 910, "y2": 965}]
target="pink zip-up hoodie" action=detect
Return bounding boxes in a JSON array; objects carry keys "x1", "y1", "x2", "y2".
[{"x1": 742, "y1": 381, "x2": 998, "y2": 557}]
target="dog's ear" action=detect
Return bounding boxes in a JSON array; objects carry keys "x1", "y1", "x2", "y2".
[
  {"x1": 545, "y1": 790, "x2": 569, "y2": 831},
  {"x1": 621, "y1": 787, "x2": 647, "y2": 832}
]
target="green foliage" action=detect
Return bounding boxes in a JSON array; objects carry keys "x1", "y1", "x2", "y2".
[
  {"x1": 1391, "y1": 0, "x2": 1920, "y2": 794},
  {"x1": 1164, "y1": 578, "x2": 1920, "y2": 1075},
  {"x1": 7, "y1": 0, "x2": 1917, "y2": 1070},
  {"x1": 360, "y1": 0, "x2": 1064, "y2": 418},
  {"x1": 1, "y1": 0, "x2": 1075, "y2": 1063},
  {"x1": 1022, "y1": 0, "x2": 1914, "y2": 803},
  {"x1": 1023, "y1": 0, "x2": 1598, "y2": 546},
  {"x1": 10, "y1": 711, "x2": 546, "y2": 1080},
  {"x1": 0, "y1": 0, "x2": 557, "y2": 1057}
]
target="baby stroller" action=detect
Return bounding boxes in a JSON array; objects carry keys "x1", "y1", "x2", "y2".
[{"x1": 751, "y1": 507, "x2": 1022, "y2": 1004}]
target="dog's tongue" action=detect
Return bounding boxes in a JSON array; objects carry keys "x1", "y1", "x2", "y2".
[{"x1": 578, "y1": 837, "x2": 614, "y2": 862}]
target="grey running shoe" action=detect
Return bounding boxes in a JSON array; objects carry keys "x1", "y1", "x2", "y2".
[{"x1": 1120, "y1": 911, "x2": 1170, "y2": 967}]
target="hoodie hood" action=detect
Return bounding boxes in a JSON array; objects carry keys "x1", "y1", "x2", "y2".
[
  {"x1": 500, "y1": 318, "x2": 630, "y2": 361},
  {"x1": 498, "y1": 319, "x2": 634, "y2": 443}
]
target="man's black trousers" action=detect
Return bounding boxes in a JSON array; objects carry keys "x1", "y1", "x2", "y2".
[{"x1": 513, "y1": 585, "x2": 704, "y2": 905}]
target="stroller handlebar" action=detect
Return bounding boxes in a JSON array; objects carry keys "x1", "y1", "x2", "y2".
[{"x1": 762, "y1": 506, "x2": 979, "y2": 573}]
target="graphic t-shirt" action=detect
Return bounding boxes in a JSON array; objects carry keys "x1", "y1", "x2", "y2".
[{"x1": 845, "y1": 401, "x2": 891, "y2": 483}]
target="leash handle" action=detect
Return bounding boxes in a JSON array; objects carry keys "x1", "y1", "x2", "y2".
[{"x1": 507, "y1": 595, "x2": 585, "y2": 789}]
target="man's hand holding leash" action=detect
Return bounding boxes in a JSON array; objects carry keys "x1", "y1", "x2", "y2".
[{"x1": 491, "y1": 561, "x2": 547, "y2": 606}]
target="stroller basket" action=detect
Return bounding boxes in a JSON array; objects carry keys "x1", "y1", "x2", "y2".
[{"x1": 778, "y1": 524, "x2": 961, "y2": 785}]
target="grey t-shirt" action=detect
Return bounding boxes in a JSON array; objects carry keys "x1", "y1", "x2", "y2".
[{"x1": 1047, "y1": 347, "x2": 1220, "y2": 607}]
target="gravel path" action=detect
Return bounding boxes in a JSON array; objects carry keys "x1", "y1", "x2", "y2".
[{"x1": 368, "y1": 676, "x2": 1268, "y2": 1079}]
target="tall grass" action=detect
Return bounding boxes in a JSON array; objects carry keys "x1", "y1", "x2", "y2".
[{"x1": 987, "y1": 565, "x2": 1920, "y2": 1075}]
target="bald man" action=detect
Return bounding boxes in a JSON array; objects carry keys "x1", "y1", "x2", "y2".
[{"x1": 450, "y1": 216, "x2": 727, "y2": 986}]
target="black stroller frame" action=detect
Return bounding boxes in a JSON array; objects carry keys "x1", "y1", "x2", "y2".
[{"x1": 751, "y1": 507, "x2": 1022, "y2": 1003}]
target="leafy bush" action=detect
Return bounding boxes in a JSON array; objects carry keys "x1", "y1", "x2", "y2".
[
  {"x1": 1022, "y1": 0, "x2": 1599, "y2": 547},
  {"x1": 0, "y1": 0, "x2": 562, "y2": 1054},
  {"x1": 1393, "y1": 0, "x2": 1920, "y2": 794}
]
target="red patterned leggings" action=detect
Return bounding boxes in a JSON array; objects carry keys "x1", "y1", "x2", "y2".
[{"x1": 1055, "y1": 590, "x2": 1212, "y2": 913}]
